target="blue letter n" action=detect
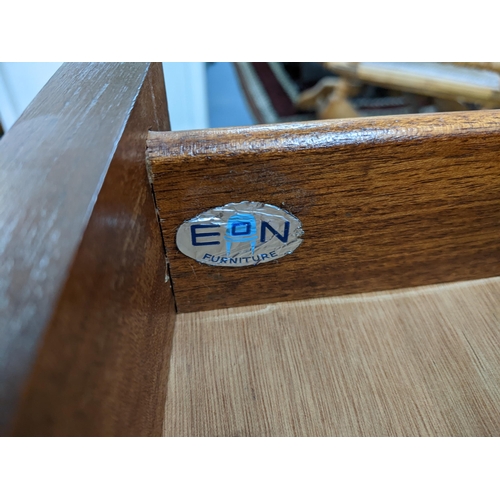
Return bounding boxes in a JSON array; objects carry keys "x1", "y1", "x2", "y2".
[{"x1": 260, "y1": 221, "x2": 290, "y2": 243}]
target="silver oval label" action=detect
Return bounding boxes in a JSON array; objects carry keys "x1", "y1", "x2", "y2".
[{"x1": 176, "y1": 201, "x2": 304, "y2": 267}]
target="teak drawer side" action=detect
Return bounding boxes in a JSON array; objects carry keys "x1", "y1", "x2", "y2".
[{"x1": 148, "y1": 111, "x2": 500, "y2": 312}]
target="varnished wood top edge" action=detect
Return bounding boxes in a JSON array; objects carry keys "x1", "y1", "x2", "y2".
[{"x1": 147, "y1": 110, "x2": 500, "y2": 162}]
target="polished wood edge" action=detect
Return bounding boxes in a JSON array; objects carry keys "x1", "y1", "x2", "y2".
[{"x1": 147, "y1": 109, "x2": 500, "y2": 162}]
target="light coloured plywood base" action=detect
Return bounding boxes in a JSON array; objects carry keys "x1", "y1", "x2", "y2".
[{"x1": 164, "y1": 278, "x2": 500, "y2": 436}]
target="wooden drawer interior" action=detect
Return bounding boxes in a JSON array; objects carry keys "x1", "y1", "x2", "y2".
[
  {"x1": 164, "y1": 278, "x2": 500, "y2": 436},
  {"x1": 2, "y1": 62, "x2": 499, "y2": 437}
]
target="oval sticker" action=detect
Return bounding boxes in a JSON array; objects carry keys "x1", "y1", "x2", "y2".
[{"x1": 176, "y1": 201, "x2": 304, "y2": 267}]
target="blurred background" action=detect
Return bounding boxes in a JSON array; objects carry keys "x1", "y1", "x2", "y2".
[{"x1": 1, "y1": 62, "x2": 500, "y2": 137}]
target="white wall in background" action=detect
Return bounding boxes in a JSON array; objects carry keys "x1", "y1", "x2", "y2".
[
  {"x1": 162, "y1": 62, "x2": 209, "y2": 130},
  {"x1": 0, "y1": 62, "x2": 63, "y2": 130},
  {"x1": 0, "y1": 62, "x2": 209, "y2": 132}
]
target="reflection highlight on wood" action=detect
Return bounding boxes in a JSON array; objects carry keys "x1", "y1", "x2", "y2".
[{"x1": 164, "y1": 277, "x2": 500, "y2": 436}]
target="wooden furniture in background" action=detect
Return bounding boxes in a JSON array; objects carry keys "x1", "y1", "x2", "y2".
[
  {"x1": 296, "y1": 77, "x2": 360, "y2": 119},
  {"x1": 297, "y1": 62, "x2": 500, "y2": 120},
  {"x1": 324, "y1": 62, "x2": 500, "y2": 107}
]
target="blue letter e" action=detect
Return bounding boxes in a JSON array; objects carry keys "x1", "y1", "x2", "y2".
[{"x1": 191, "y1": 224, "x2": 221, "y2": 246}]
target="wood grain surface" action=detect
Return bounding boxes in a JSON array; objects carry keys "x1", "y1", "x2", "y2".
[
  {"x1": 164, "y1": 277, "x2": 500, "y2": 436},
  {"x1": 0, "y1": 63, "x2": 175, "y2": 436},
  {"x1": 148, "y1": 111, "x2": 500, "y2": 312}
]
